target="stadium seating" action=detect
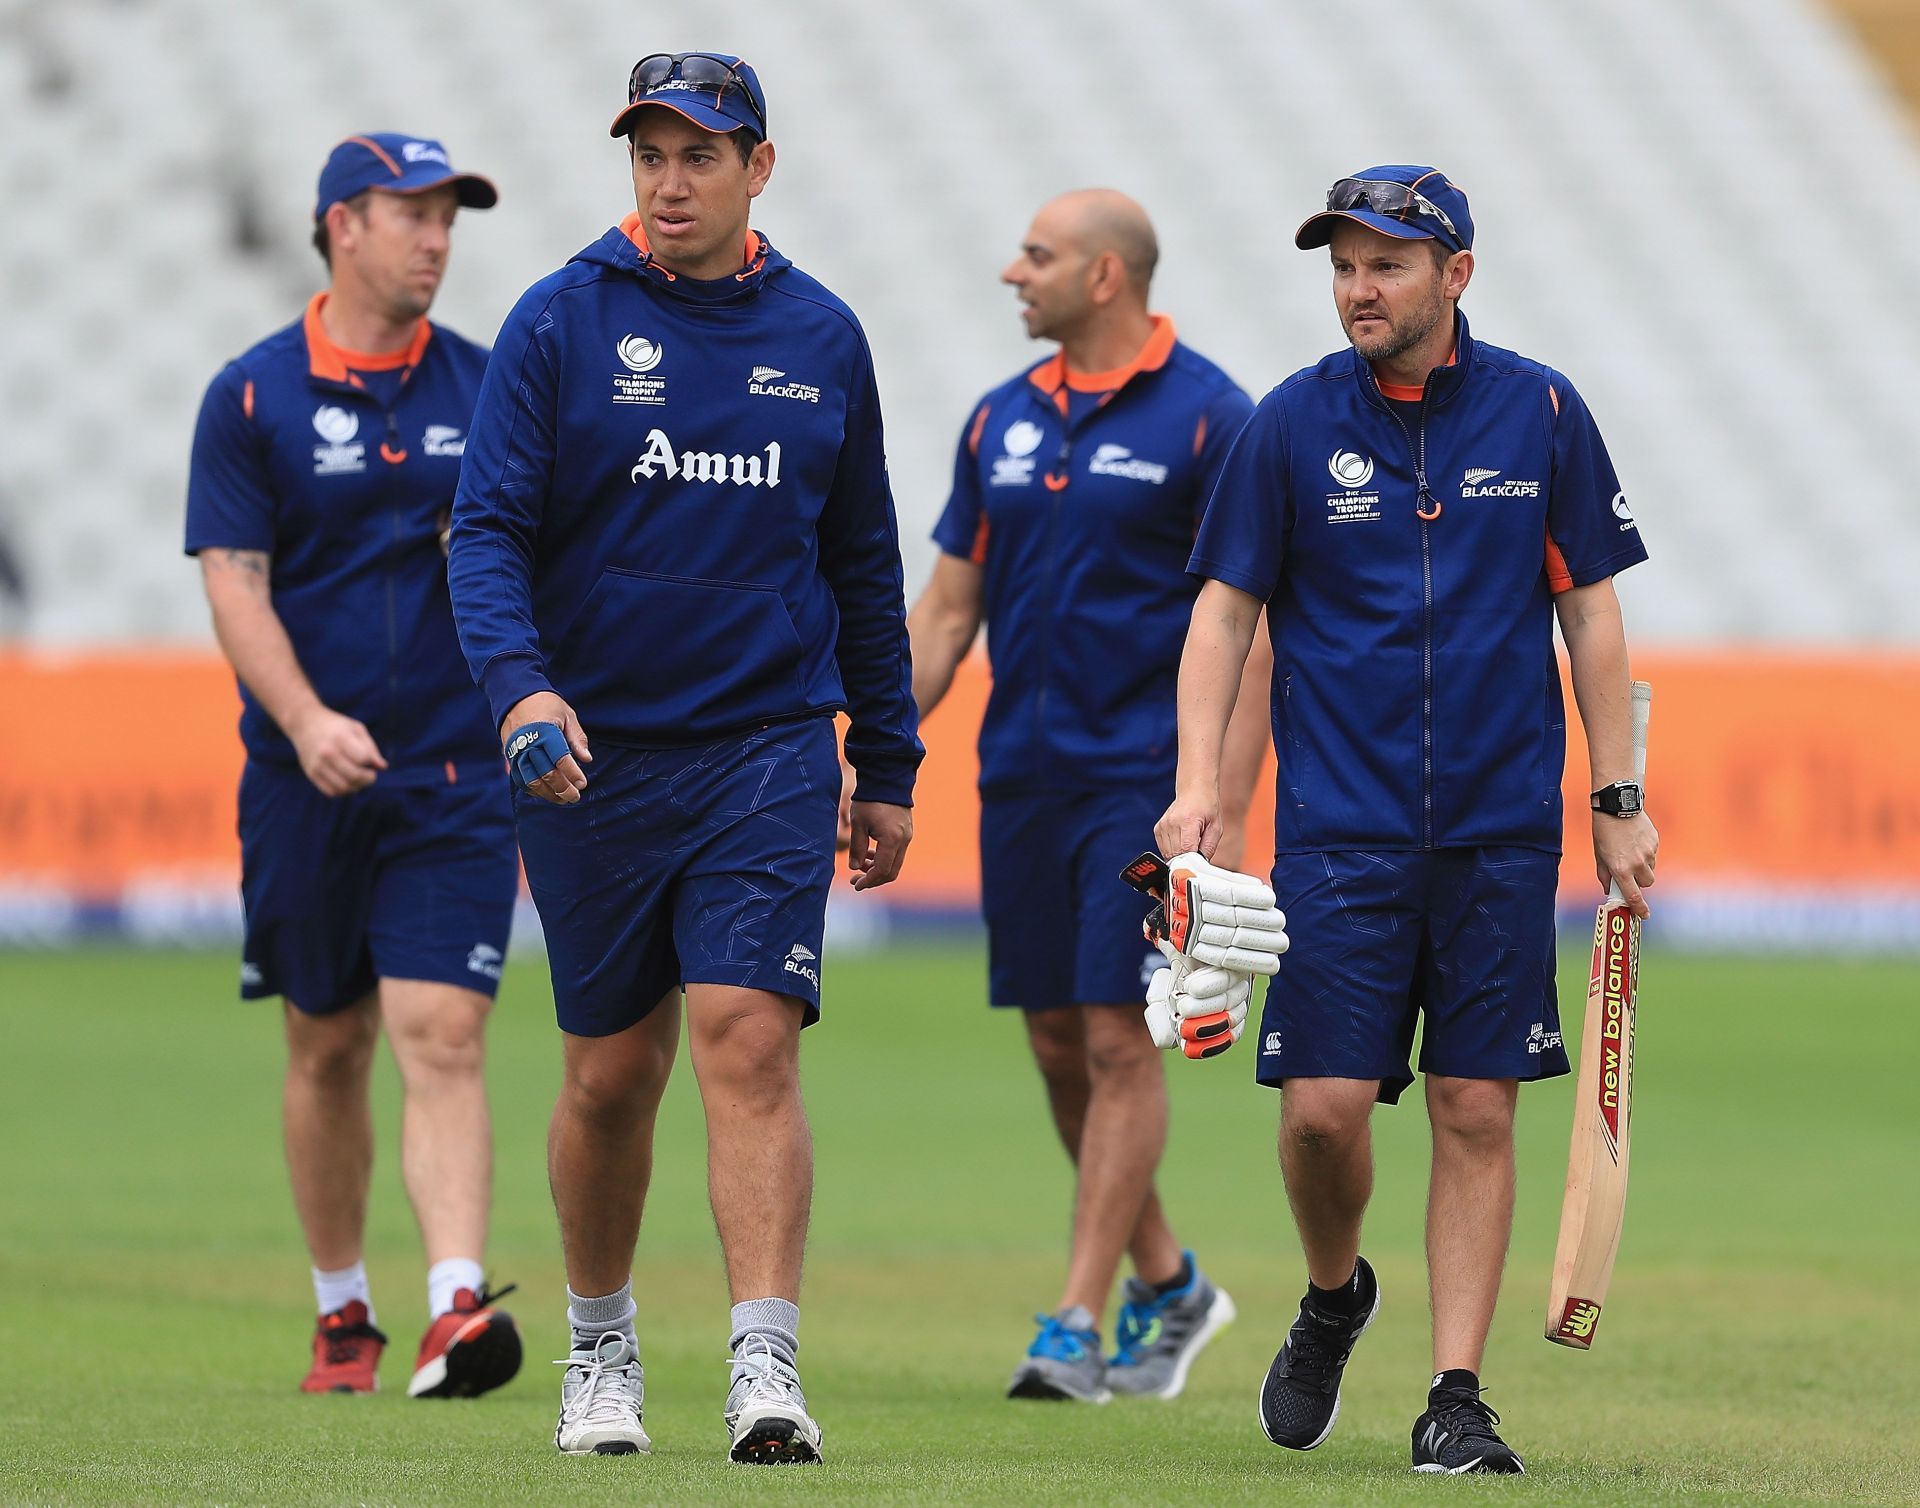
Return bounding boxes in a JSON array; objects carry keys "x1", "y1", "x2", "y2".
[{"x1": 2, "y1": 0, "x2": 1917, "y2": 645}]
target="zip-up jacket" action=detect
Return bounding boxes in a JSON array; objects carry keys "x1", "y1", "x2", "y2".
[
  {"x1": 1190, "y1": 313, "x2": 1647, "y2": 853},
  {"x1": 933, "y1": 318, "x2": 1252, "y2": 793},
  {"x1": 447, "y1": 219, "x2": 921, "y2": 806},
  {"x1": 184, "y1": 296, "x2": 500, "y2": 782}
]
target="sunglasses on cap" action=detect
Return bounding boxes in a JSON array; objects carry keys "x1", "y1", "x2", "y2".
[
  {"x1": 1326, "y1": 177, "x2": 1461, "y2": 242},
  {"x1": 628, "y1": 52, "x2": 766, "y2": 136}
]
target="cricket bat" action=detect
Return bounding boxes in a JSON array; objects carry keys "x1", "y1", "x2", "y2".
[{"x1": 1546, "y1": 679, "x2": 1651, "y2": 1349}]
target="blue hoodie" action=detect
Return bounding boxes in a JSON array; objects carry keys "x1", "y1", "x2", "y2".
[
  {"x1": 1190, "y1": 314, "x2": 1646, "y2": 854},
  {"x1": 448, "y1": 218, "x2": 921, "y2": 806}
]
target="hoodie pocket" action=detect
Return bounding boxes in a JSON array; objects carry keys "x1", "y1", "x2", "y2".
[{"x1": 553, "y1": 567, "x2": 807, "y2": 734}]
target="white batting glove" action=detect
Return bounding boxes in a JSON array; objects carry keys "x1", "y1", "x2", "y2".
[
  {"x1": 1122, "y1": 849, "x2": 1289, "y2": 975},
  {"x1": 1144, "y1": 943, "x2": 1253, "y2": 1060}
]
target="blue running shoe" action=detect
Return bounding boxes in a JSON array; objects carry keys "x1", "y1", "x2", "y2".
[
  {"x1": 1007, "y1": 1305, "x2": 1110, "y2": 1403},
  {"x1": 1106, "y1": 1253, "x2": 1236, "y2": 1399}
]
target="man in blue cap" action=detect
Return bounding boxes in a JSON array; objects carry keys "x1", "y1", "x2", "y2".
[
  {"x1": 1156, "y1": 166, "x2": 1658, "y2": 1473},
  {"x1": 186, "y1": 134, "x2": 522, "y2": 1399},
  {"x1": 450, "y1": 53, "x2": 920, "y2": 1464}
]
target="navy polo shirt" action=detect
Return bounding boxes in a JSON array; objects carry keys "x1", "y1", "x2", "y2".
[
  {"x1": 933, "y1": 317, "x2": 1253, "y2": 793},
  {"x1": 186, "y1": 294, "x2": 500, "y2": 782}
]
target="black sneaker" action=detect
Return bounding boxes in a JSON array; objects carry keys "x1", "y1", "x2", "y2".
[
  {"x1": 1257, "y1": 1256, "x2": 1380, "y2": 1450},
  {"x1": 1411, "y1": 1382, "x2": 1526, "y2": 1474}
]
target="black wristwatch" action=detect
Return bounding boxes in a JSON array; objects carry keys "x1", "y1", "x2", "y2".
[{"x1": 1590, "y1": 780, "x2": 1644, "y2": 818}]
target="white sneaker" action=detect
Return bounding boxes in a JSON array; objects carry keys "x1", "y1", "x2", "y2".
[
  {"x1": 724, "y1": 1336, "x2": 823, "y2": 1465},
  {"x1": 554, "y1": 1332, "x2": 651, "y2": 1456}
]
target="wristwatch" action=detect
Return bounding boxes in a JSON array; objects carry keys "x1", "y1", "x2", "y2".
[{"x1": 1590, "y1": 780, "x2": 1644, "y2": 818}]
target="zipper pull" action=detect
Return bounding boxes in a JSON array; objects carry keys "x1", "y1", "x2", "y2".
[
  {"x1": 380, "y1": 410, "x2": 408, "y2": 465},
  {"x1": 1416, "y1": 481, "x2": 1442, "y2": 521}
]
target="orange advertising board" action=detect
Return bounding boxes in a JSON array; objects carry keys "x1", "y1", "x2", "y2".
[{"x1": 2, "y1": 650, "x2": 1916, "y2": 912}]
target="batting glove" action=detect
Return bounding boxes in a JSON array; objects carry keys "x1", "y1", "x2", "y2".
[
  {"x1": 1121, "y1": 850, "x2": 1290, "y2": 975},
  {"x1": 1144, "y1": 945, "x2": 1253, "y2": 1059}
]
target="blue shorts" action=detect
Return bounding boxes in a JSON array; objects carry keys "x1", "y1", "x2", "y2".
[
  {"x1": 237, "y1": 762, "x2": 519, "y2": 1015},
  {"x1": 980, "y1": 788, "x2": 1163, "y2": 1011},
  {"x1": 513, "y1": 719, "x2": 839, "y2": 1037},
  {"x1": 1254, "y1": 847, "x2": 1571, "y2": 1104}
]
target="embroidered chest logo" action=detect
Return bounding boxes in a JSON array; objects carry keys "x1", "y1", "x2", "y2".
[
  {"x1": 748, "y1": 365, "x2": 822, "y2": 403},
  {"x1": 992, "y1": 419, "x2": 1044, "y2": 487},
  {"x1": 1323, "y1": 448, "x2": 1381, "y2": 523},
  {"x1": 630, "y1": 428, "x2": 782, "y2": 488},
  {"x1": 311, "y1": 405, "x2": 366, "y2": 475},
  {"x1": 1089, "y1": 444, "x2": 1169, "y2": 485},
  {"x1": 1460, "y1": 466, "x2": 1540, "y2": 499},
  {"x1": 423, "y1": 424, "x2": 465, "y2": 457},
  {"x1": 613, "y1": 335, "x2": 668, "y2": 406}
]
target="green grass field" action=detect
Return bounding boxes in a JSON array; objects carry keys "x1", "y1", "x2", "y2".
[{"x1": 2, "y1": 943, "x2": 1916, "y2": 1506}]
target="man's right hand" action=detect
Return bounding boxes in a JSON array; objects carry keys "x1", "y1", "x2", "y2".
[
  {"x1": 1155, "y1": 786, "x2": 1224, "y2": 861},
  {"x1": 287, "y1": 705, "x2": 388, "y2": 798},
  {"x1": 502, "y1": 691, "x2": 592, "y2": 805}
]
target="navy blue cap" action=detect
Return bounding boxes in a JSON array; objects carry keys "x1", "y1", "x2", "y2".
[
  {"x1": 313, "y1": 133, "x2": 498, "y2": 221},
  {"x1": 1295, "y1": 165, "x2": 1473, "y2": 254},
  {"x1": 609, "y1": 52, "x2": 767, "y2": 140}
]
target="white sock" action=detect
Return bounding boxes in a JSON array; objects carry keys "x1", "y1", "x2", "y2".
[
  {"x1": 568, "y1": 1281, "x2": 638, "y2": 1350},
  {"x1": 313, "y1": 1261, "x2": 373, "y2": 1322},
  {"x1": 428, "y1": 1257, "x2": 486, "y2": 1319}
]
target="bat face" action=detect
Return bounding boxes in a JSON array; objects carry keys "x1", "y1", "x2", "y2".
[{"x1": 1546, "y1": 895, "x2": 1641, "y2": 1349}]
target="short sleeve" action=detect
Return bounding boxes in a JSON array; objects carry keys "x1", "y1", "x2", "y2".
[
  {"x1": 1191, "y1": 383, "x2": 1256, "y2": 529},
  {"x1": 1187, "y1": 386, "x2": 1290, "y2": 601},
  {"x1": 1543, "y1": 372, "x2": 1647, "y2": 592},
  {"x1": 184, "y1": 362, "x2": 275, "y2": 556},
  {"x1": 931, "y1": 400, "x2": 991, "y2": 564}
]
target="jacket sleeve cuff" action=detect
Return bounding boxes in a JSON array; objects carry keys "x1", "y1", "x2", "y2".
[
  {"x1": 480, "y1": 652, "x2": 556, "y2": 735},
  {"x1": 849, "y1": 752, "x2": 920, "y2": 808}
]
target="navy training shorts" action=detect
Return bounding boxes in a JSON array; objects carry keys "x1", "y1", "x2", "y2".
[
  {"x1": 237, "y1": 761, "x2": 520, "y2": 1015},
  {"x1": 979, "y1": 787, "x2": 1164, "y2": 1011},
  {"x1": 512, "y1": 718, "x2": 839, "y2": 1037},
  {"x1": 1254, "y1": 847, "x2": 1571, "y2": 1103}
]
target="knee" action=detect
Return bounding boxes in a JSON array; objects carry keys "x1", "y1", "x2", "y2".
[
  {"x1": 1428, "y1": 1078, "x2": 1517, "y2": 1149},
  {"x1": 1083, "y1": 1013, "x2": 1161, "y2": 1086},
  {"x1": 390, "y1": 1002, "x2": 488, "y2": 1080},
  {"x1": 692, "y1": 1003, "x2": 799, "y2": 1095},
  {"x1": 1282, "y1": 1090, "x2": 1372, "y2": 1154},
  {"x1": 287, "y1": 1009, "x2": 378, "y2": 1088},
  {"x1": 1026, "y1": 1019, "x2": 1086, "y2": 1090},
  {"x1": 560, "y1": 1047, "x2": 666, "y2": 1128}
]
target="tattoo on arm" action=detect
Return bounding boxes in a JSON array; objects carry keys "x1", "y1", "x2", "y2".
[{"x1": 205, "y1": 548, "x2": 270, "y2": 578}]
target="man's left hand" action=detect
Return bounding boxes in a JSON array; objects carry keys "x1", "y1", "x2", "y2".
[
  {"x1": 847, "y1": 801, "x2": 913, "y2": 890},
  {"x1": 1594, "y1": 811, "x2": 1658, "y2": 919}
]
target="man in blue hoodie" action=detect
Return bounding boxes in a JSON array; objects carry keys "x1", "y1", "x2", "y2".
[
  {"x1": 1157, "y1": 167, "x2": 1658, "y2": 1474},
  {"x1": 448, "y1": 53, "x2": 919, "y2": 1465}
]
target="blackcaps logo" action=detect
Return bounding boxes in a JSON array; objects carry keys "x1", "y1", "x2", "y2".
[
  {"x1": 617, "y1": 335, "x2": 664, "y2": 373},
  {"x1": 1328, "y1": 449, "x2": 1374, "y2": 490},
  {"x1": 313, "y1": 406, "x2": 359, "y2": 443},
  {"x1": 784, "y1": 942, "x2": 819, "y2": 987}
]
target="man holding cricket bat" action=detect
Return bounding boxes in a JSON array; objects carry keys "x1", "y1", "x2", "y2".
[{"x1": 1155, "y1": 165, "x2": 1657, "y2": 1474}]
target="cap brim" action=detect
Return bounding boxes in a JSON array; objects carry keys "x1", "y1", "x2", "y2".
[
  {"x1": 380, "y1": 170, "x2": 499, "y2": 211},
  {"x1": 1295, "y1": 208, "x2": 1447, "y2": 250},
  {"x1": 609, "y1": 98, "x2": 753, "y2": 140}
]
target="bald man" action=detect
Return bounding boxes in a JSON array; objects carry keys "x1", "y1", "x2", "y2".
[{"x1": 907, "y1": 190, "x2": 1268, "y2": 1402}]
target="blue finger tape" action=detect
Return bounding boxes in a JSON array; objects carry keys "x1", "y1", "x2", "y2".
[{"x1": 505, "y1": 721, "x2": 569, "y2": 791}]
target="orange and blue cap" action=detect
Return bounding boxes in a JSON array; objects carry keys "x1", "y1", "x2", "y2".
[
  {"x1": 314, "y1": 133, "x2": 498, "y2": 220},
  {"x1": 609, "y1": 52, "x2": 767, "y2": 141},
  {"x1": 1294, "y1": 165, "x2": 1473, "y2": 254}
]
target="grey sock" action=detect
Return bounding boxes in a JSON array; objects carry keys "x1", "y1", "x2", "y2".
[
  {"x1": 568, "y1": 1281, "x2": 637, "y2": 1353},
  {"x1": 729, "y1": 1297, "x2": 800, "y2": 1369}
]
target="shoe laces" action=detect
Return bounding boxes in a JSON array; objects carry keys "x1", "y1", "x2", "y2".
[
  {"x1": 1430, "y1": 1386, "x2": 1503, "y2": 1443},
  {"x1": 466, "y1": 1280, "x2": 517, "y2": 1311},
  {"x1": 1028, "y1": 1313, "x2": 1097, "y2": 1363},
  {"x1": 318, "y1": 1314, "x2": 386, "y2": 1365},
  {"x1": 1281, "y1": 1308, "x2": 1346, "y2": 1391},
  {"x1": 727, "y1": 1335, "x2": 805, "y2": 1412},
  {"x1": 1112, "y1": 1297, "x2": 1165, "y2": 1365},
  {"x1": 554, "y1": 1336, "x2": 639, "y2": 1428}
]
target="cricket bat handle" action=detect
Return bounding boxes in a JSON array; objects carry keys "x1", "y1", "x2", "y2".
[{"x1": 1605, "y1": 681, "x2": 1653, "y2": 905}]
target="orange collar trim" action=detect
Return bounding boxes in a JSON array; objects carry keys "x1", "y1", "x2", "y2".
[
  {"x1": 1029, "y1": 314, "x2": 1177, "y2": 398},
  {"x1": 1373, "y1": 343, "x2": 1457, "y2": 402},
  {"x1": 304, "y1": 292, "x2": 431, "y2": 383},
  {"x1": 620, "y1": 212, "x2": 763, "y2": 278}
]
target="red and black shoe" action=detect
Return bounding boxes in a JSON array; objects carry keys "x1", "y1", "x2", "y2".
[
  {"x1": 408, "y1": 1282, "x2": 523, "y2": 1398},
  {"x1": 302, "y1": 1300, "x2": 387, "y2": 1394}
]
